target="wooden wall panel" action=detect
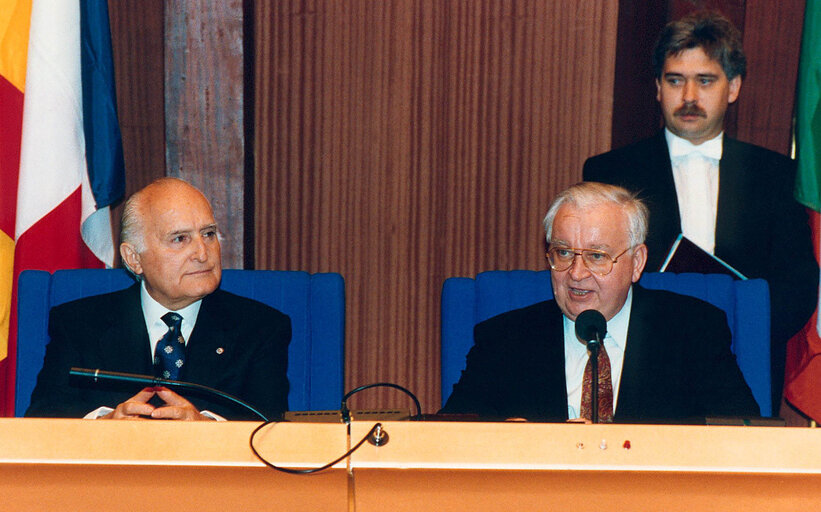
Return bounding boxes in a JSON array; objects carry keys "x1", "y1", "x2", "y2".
[
  {"x1": 734, "y1": 0, "x2": 805, "y2": 156},
  {"x1": 253, "y1": 0, "x2": 618, "y2": 412},
  {"x1": 165, "y1": 0, "x2": 246, "y2": 268},
  {"x1": 610, "y1": 0, "x2": 668, "y2": 148}
]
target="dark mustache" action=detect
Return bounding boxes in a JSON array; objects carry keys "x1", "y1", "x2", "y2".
[{"x1": 674, "y1": 104, "x2": 706, "y2": 117}]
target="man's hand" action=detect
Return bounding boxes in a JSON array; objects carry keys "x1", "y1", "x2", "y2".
[
  {"x1": 150, "y1": 387, "x2": 209, "y2": 420},
  {"x1": 102, "y1": 387, "x2": 210, "y2": 421}
]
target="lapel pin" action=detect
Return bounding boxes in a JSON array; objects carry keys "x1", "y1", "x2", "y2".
[{"x1": 216, "y1": 347, "x2": 224, "y2": 355}]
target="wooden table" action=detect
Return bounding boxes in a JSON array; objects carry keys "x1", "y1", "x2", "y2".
[{"x1": 1, "y1": 418, "x2": 819, "y2": 511}]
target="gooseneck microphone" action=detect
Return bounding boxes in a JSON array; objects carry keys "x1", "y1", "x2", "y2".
[
  {"x1": 574, "y1": 310, "x2": 607, "y2": 423},
  {"x1": 68, "y1": 367, "x2": 269, "y2": 421}
]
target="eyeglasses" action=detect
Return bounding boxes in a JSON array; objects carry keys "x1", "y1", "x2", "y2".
[{"x1": 545, "y1": 246, "x2": 632, "y2": 276}]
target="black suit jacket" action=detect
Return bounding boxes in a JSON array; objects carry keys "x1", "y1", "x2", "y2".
[
  {"x1": 583, "y1": 132, "x2": 818, "y2": 403},
  {"x1": 26, "y1": 285, "x2": 291, "y2": 420},
  {"x1": 440, "y1": 286, "x2": 760, "y2": 423}
]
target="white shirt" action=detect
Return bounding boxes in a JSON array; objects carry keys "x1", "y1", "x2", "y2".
[
  {"x1": 666, "y1": 128, "x2": 723, "y2": 254},
  {"x1": 564, "y1": 287, "x2": 633, "y2": 419},
  {"x1": 140, "y1": 281, "x2": 202, "y2": 359}
]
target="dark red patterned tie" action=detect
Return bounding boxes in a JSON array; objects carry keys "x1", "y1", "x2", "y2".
[{"x1": 580, "y1": 343, "x2": 614, "y2": 423}]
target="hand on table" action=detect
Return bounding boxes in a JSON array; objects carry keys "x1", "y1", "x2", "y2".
[{"x1": 102, "y1": 387, "x2": 210, "y2": 421}]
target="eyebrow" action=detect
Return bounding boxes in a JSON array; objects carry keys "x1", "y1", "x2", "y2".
[
  {"x1": 663, "y1": 72, "x2": 719, "y2": 79},
  {"x1": 167, "y1": 223, "x2": 218, "y2": 236},
  {"x1": 548, "y1": 241, "x2": 612, "y2": 251}
]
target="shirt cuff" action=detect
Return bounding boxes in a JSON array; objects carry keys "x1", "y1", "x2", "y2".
[
  {"x1": 84, "y1": 406, "x2": 224, "y2": 421},
  {"x1": 84, "y1": 406, "x2": 113, "y2": 419}
]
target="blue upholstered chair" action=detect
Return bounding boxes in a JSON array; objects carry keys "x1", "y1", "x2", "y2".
[
  {"x1": 16, "y1": 269, "x2": 345, "y2": 416},
  {"x1": 441, "y1": 270, "x2": 772, "y2": 416}
]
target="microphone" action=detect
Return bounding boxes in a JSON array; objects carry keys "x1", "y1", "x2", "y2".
[
  {"x1": 573, "y1": 310, "x2": 607, "y2": 423},
  {"x1": 69, "y1": 367, "x2": 269, "y2": 421},
  {"x1": 575, "y1": 309, "x2": 607, "y2": 346}
]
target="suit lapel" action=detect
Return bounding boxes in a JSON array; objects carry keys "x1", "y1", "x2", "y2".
[
  {"x1": 614, "y1": 286, "x2": 653, "y2": 418},
  {"x1": 639, "y1": 133, "x2": 683, "y2": 269},
  {"x1": 645, "y1": 132, "x2": 681, "y2": 226},
  {"x1": 183, "y1": 290, "x2": 235, "y2": 383},
  {"x1": 543, "y1": 302, "x2": 570, "y2": 418},
  {"x1": 715, "y1": 136, "x2": 752, "y2": 259},
  {"x1": 97, "y1": 285, "x2": 153, "y2": 374}
]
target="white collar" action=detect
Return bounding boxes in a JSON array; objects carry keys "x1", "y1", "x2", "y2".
[
  {"x1": 140, "y1": 280, "x2": 203, "y2": 333},
  {"x1": 665, "y1": 128, "x2": 723, "y2": 160},
  {"x1": 564, "y1": 286, "x2": 633, "y2": 352}
]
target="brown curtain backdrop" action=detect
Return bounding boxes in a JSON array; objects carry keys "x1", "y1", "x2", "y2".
[
  {"x1": 108, "y1": 0, "x2": 165, "y2": 201},
  {"x1": 253, "y1": 0, "x2": 618, "y2": 411}
]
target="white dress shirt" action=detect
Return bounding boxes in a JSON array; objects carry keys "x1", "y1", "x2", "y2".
[
  {"x1": 666, "y1": 128, "x2": 723, "y2": 254},
  {"x1": 564, "y1": 288, "x2": 633, "y2": 419},
  {"x1": 140, "y1": 282, "x2": 202, "y2": 359}
]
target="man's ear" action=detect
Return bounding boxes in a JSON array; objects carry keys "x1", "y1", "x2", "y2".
[
  {"x1": 631, "y1": 244, "x2": 648, "y2": 283},
  {"x1": 728, "y1": 75, "x2": 742, "y2": 104},
  {"x1": 120, "y1": 243, "x2": 143, "y2": 275},
  {"x1": 655, "y1": 78, "x2": 662, "y2": 102}
]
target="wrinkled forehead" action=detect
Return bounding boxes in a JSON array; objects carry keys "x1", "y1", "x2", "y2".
[
  {"x1": 663, "y1": 46, "x2": 726, "y2": 75},
  {"x1": 141, "y1": 184, "x2": 216, "y2": 230},
  {"x1": 551, "y1": 203, "x2": 630, "y2": 247}
]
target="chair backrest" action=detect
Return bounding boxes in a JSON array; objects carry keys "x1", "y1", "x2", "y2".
[
  {"x1": 441, "y1": 270, "x2": 772, "y2": 416},
  {"x1": 16, "y1": 268, "x2": 345, "y2": 416}
]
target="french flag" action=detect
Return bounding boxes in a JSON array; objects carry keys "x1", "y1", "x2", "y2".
[{"x1": 0, "y1": 0, "x2": 125, "y2": 416}]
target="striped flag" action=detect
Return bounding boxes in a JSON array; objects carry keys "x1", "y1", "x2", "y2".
[
  {"x1": 0, "y1": 0, "x2": 124, "y2": 416},
  {"x1": 784, "y1": 0, "x2": 821, "y2": 421}
]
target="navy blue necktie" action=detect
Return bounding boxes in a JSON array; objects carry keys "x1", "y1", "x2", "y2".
[{"x1": 154, "y1": 312, "x2": 185, "y2": 380}]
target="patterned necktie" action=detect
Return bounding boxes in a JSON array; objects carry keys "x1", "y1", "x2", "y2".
[
  {"x1": 154, "y1": 312, "x2": 185, "y2": 380},
  {"x1": 580, "y1": 342, "x2": 614, "y2": 423}
]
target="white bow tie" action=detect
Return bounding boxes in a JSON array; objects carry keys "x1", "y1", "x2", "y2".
[{"x1": 668, "y1": 136, "x2": 723, "y2": 160}]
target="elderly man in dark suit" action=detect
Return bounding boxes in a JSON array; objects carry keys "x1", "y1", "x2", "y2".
[
  {"x1": 583, "y1": 11, "x2": 817, "y2": 409},
  {"x1": 26, "y1": 178, "x2": 290, "y2": 420},
  {"x1": 440, "y1": 182, "x2": 759, "y2": 423}
]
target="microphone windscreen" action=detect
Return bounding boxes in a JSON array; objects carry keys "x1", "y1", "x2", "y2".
[{"x1": 575, "y1": 309, "x2": 607, "y2": 342}]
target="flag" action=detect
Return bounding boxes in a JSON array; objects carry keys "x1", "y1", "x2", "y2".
[
  {"x1": 0, "y1": 0, "x2": 125, "y2": 416},
  {"x1": 785, "y1": 0, "x2": 821, "y2": 421}
]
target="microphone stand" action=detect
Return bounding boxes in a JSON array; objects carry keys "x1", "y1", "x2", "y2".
[
  {"x1": 69, "y1": 367, "x2": 269, "y2": 421},
  {"x1": 587, "y1": 335, "x2": 600, "y2": 424}
]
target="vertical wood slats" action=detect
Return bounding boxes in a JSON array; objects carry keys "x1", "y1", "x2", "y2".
[
  {"x1": 107, "y1": 0, "x2": 166, "y2": 197},
  {"x1": 253, "y1": 0, "x2": 618, "y2": 411},
  {"x1": 735, "y1": 0, "x2": 805, "y2": 156}
]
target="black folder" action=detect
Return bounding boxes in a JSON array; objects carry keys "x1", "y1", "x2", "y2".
[{"x1": 658, "y1": 234, "x2": 747, "y2": 280}]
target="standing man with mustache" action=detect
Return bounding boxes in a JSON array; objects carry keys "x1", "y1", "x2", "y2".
[{"x1": 583, "y1": 10, "x2": 817, "y2": 415}]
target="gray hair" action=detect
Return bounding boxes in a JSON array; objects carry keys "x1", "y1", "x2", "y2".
[{"x1": 543, "y1": 182, "x2": 648, "y2": 248}]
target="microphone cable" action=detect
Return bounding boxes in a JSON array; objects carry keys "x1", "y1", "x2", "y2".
[
  {"x1": 249, "y1": 420, "x2": 384, "y2": 475},
  {"x1": 249, "y1": 381, "x2": 422, "y2": 474},
  {"x1": 340, "y1": 382, "x2": 422, "y2": 422}
]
